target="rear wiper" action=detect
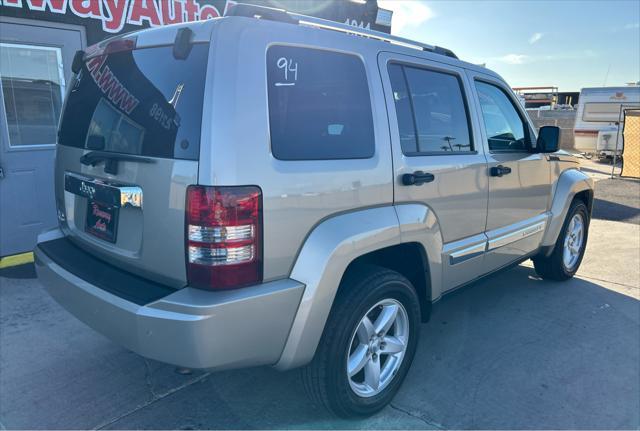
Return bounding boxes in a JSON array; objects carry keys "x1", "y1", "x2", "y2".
[{"x1": 80, "y1": 151, "x2": 154, "y2": 175}]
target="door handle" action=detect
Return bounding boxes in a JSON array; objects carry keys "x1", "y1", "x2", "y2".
[
  {"x1": 402, "y1": 171, "x2": 435, "y2": 186},
  {"x1": 0, "y1": 166, "x2": 4, "y2": 179},
  {"x1": 489, "y1": 165, "x2": 512, "y2": 177}
]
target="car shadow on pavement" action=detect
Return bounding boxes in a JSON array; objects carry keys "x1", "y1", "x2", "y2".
[
  {"x1": 0, "y1": 263, "x2": 36, "y2": 280},
  {"x1": 592, "y1": 198, "x2": 640, "y2": 224},
  {"x1": 1, "y1": 265, "x2": 638, "y2": 430},
  {"x1": 592, "y1": 177, "x2": 640, "y2": 224}
]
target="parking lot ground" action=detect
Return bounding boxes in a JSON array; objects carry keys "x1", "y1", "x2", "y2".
[{"x1": 1, "y1": 179, "x2": 639, "y2": 429}]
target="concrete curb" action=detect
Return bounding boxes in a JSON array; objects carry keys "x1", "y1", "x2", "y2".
[{"x1": 0, "y1": 252, "x2": 34, "y2": 269}]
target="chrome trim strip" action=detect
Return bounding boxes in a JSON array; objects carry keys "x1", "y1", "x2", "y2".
[
  {"x1": 64, "y1": 172, "x2": 143, "y2": 209},
  {"x1": 487, "y1": 221, "x2": 545, "y2": 251},
  {"x1": 449, "y1": 242, "x2": 487, "y2": 265},
  {"x1": 443, "y1": 233, "x2": 488, "y2": 266}
]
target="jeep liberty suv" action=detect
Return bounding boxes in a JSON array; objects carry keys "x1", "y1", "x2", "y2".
[{"x1": 35, "y1": 5, "x2": 594, "y2": 418}]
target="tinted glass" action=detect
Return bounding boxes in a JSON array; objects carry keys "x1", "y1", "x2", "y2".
[
  {"x1": 0, "y1": 43, "x2": 64, "y2": 146},
  {"x1": 388, "y1": 64, "x2": 418, "y2": 154},
  {"x1": 395, "y1": 65, "x2": 472, "y2": 154},
  {"x1": 267, "y1": 46, "x2": 374, "y2": 160},
  {"x1": 58, "y1": 44, "x2": 209, "y2": 160},
  {"x1": 475, "y1": 81, "x2": 527, "y2": 151}
]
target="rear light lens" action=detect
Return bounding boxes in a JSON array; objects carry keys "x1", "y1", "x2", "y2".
[{"x1": 186, "y1": 185, "x2": 262, "y2": 290}]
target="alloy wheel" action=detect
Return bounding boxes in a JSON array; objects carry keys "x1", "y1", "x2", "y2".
[
  {"x1": 346, "y1": 298, "x2": 410, "y2": 398},
  {"x1": 563, "y1": 213, "x2": 585, "y2": 270}
]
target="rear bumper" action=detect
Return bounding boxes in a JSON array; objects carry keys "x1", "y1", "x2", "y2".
[{"x1": 34, "y1": 233, "x2": 304, "y2": 370}]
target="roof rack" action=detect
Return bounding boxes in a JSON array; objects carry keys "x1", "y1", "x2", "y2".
[{"x1": 226, "y1": 3, "x2": 458, "y2": 59}]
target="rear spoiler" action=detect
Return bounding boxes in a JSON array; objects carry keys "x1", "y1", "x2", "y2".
[{"x1": 71, "y1": 25, "x2": 198, "y2": 73}]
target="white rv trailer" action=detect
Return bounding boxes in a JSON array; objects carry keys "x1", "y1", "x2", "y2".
[{"x1": 574, "y1": 86, "x2": 640, "y2": 158}]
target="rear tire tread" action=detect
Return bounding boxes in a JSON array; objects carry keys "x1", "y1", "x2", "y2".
[{"x1": 301, "y1": 265, "x2": 419, "y2": 417}]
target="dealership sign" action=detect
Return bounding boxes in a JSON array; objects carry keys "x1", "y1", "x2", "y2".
[{"x1": 0, "y1": 0, "x2": 222, "y2": 33}]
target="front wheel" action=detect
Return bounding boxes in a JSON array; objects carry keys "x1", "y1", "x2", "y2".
[
  {"x1": 301, "y1": 265, "x2": 421, "y2": 417},
  {"x1": 533, "y1": 200, "x2": 589, "y2": 280}
]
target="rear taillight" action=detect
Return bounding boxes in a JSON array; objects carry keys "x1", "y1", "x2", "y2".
[{"x1": 186, "y1": 185, "x2": 263, "y2": 290}]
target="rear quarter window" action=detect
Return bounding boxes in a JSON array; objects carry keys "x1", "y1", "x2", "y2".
[{"x1": 267, "y1": 46, "x2": 375, "y2": 160}]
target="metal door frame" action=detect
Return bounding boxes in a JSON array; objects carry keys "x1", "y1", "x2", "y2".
[
  {"x1": 0, "y1": 16, "x2": 86, "y2": 257},
  {"x1": 0, "y1": 16, "x2": 86, "y2": 154}
]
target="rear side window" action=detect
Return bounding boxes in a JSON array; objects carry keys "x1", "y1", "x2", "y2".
[
  {"x1": 58, "y1": 44, "x2": 209, "y2": 160},
  {"x1": 387, "y1": 64, "x2": 417, "y2": 154},
  {"x1": 388, "y1": 63, "x2": 473, "y2": 155},
  {"x1": 267, "y1": 46, "x2": 374, "y2": 160}
]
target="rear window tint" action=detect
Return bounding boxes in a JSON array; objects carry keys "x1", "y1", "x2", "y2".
[
  {"x1": 267, "y1": 46, "x2": 374, "y2": 160},
  {"x1": 58, "y1": 44, "x2": 209, "y2": 160},
  {"x1": 388, "y1": 63, "x2": 473, "y2": 155}
]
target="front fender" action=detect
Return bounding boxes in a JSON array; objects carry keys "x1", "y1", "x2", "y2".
[
  {"x1": 274, "y1": 206, "x2": 401, "y2": 370},
  {"x1": 541, "y1": 168, "x2": 594, "y2": 251}
]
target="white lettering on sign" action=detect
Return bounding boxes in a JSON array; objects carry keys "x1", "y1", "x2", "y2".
[
  {"x1": 275, "y1": 57, "x2": 298, "y2": 87},
  {"x1": 0, "y1": 0, "x2": 222, "y2": 34},
  {"x1": 344, "y1": 18, "x2": 371, "y2": 30}
]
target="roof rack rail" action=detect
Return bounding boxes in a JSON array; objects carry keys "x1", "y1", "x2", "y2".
[
  {"x1": 225, "y1": 3, "x2": 458, "y2": 59},
  {"x1": 227, "y1": 3, "x2": 298, "y2": 24}
]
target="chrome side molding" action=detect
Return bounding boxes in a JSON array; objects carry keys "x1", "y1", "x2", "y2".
[
  {"x1": 64, "y1": 172, "x2": 143, "y2": 209},
  {"x1": 487, "y1": 221, "x2": 545, "y2": 251},
  {"x1": 445, "y1": 215, "x2": 549, "y2": 266},
  {"x1": 449, "y1": 242, "x2": 486, "y2": 265}
]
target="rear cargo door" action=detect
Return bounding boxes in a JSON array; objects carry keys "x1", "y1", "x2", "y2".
[{"x1": 55, "y1": 41, "x2": 210, "y2": 288}]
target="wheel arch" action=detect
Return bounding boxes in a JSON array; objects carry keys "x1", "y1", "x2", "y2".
[
  {"x1": 274, "y1": 204, "x2": 443, "y2": 370},
  {"x1": 541, "y1": 168, "x2": 594, "y2": 254},
  {"x1": 344, "y1": 242, "x2": 432, "y2": 323},
  {"x1": 573, "y1": 188, "x2": 594, "y2": 214}
]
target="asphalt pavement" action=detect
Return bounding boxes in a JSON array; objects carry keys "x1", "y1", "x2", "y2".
[{"x1": 592, "y1": 178, "x2": 640, "y2": 224}]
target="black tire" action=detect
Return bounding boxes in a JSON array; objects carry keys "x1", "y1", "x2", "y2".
[
  {"x1": 533, "y1": 199, "x2": 590, "y2": 280},
  {"x1": 301, "y1": 265, "x2": 421, "y2": 418}
]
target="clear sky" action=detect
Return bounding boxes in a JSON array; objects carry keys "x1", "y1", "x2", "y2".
[{"x1": 378, "y1": 0, "x2": 640, "y2": 92}]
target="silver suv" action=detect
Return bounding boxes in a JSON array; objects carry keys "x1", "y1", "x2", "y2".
[{"x1": 35, "y1": 5, "x2": 594, "y2": 417}]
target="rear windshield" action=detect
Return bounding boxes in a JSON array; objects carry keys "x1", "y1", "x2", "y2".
[{"x1": 58, "y1": 43, "x2": 209, "y2": 160}]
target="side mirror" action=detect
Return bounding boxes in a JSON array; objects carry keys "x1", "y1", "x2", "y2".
[
  {"x1": 536, "y1": 126, "x2": 560, "y2": 153},
  {"x1": 86, "y1": 134, "x2": 105, "y2": 150}
]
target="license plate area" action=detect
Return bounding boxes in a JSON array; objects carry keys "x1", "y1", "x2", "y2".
[{"x1": 86, "y1": 200, "x2": 119, "y2": 243}]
